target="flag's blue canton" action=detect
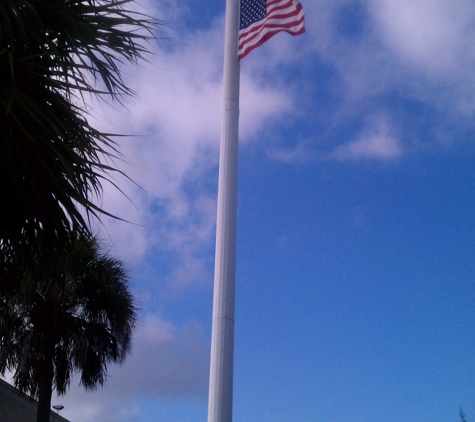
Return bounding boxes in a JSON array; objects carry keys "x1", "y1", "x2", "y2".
[{"x1": 240, "y1": 0, "x2": 267, "y2": 30}]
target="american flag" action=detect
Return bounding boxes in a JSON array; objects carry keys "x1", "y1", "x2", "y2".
[{"x1": 238, "y1": 0, "x2": 305, "y2": 59}]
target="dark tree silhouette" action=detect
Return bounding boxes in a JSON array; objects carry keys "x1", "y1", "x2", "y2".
[
  {"x1": 0, "y1": 0, "x2": 156, "y2": 246},
  {"x1": 0, "y1": 233, "x2": 136, "y2": 422}
]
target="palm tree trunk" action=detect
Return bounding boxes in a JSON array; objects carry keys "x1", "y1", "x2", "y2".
[{"x1": 36, "y1": 343, "x2": 55, "y2": 422}]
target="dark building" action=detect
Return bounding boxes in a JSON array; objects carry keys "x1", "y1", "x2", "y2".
[{"x1": 0, "y1": 378, "x2": 70, "y2": 422}]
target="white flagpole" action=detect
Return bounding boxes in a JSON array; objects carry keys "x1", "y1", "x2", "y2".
[{"x1": 207, "y1": 0, "x2": 240, "y2": 421}]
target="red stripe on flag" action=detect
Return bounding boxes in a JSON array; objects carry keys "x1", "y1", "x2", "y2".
[{"x1": 238, "y1": 0, "x2": 305, "y2": 59}]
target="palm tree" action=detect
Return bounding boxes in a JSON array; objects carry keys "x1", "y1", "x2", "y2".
[
  {"x1": 0, "y1": 232, "x2": 136, "y2": 422},
  {"x1": 0, "y1": 0, "x2": 156, "y2": 246}
]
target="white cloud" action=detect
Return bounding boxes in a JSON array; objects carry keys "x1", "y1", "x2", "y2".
[
  {"x1": 286, "y1": 0, "x2": 475, "y2": 161},
  {"x1": 7, "y1": 1, "x2": 475, "y2": 421},
  {"x1": 83, "y1": 2, "x2": 296, "y2": 284},
  {"x1": 330, "y1": 116, "x2": 403, "y2": 160},
  {"x1": 1, "y1": 313, "x2": 209, "y2": 422},
  {"x1": 59, "y1": 314, "x2": 209, "y2": 422},
  {"x1": 54, "y1": 3, "x2": 301, "y2": 416},
  {"x1": 368, "y1": 0, "x2": 475, "y2": 77},
  {"x1": 266, "y1": 142, "x2": 313, "y2": 163}
]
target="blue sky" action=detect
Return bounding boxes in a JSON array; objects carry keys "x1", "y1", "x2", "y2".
[{"x1": 49, "y1": 0, "x2": 475, "y2": 421}]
